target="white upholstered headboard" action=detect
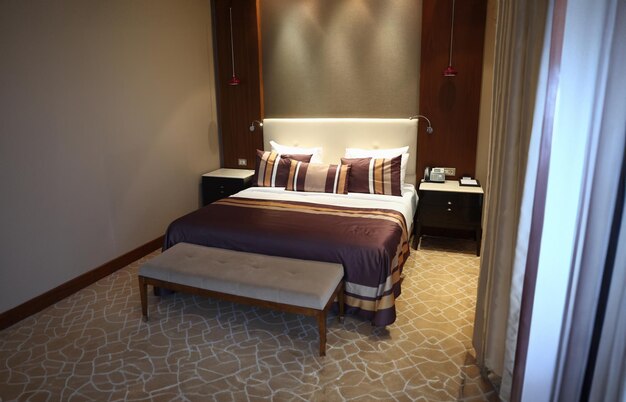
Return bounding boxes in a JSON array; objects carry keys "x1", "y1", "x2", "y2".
[{"x1": 262, "y1": 118, "x2": 418, "y2": 185}]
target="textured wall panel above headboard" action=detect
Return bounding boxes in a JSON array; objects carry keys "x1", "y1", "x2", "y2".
[
  {"x1": 263, "y1": 118, "x2": 418, "y2": 185},
  {"x1": 260, "y1": 1, "x2": 421, "y2": 118}
]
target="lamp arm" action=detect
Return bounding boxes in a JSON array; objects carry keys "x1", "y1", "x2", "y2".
[
  {"x1": 249, "y1": 120, "x2": 264, "y2": 132},
  {"x1": 409, "y1": 114, "x2": 434, "y2": 134}
]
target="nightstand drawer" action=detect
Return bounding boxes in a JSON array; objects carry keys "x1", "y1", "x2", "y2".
[
  {"x1": 204, "y1": 177, "x2": 244, "y2": 193},
  {"x1": 419, "y1": 191, "x2": 482, "y2": 227},
  {"x1": 419, "y1": 191, "x2": 461, "y2": 206},
  {"x1": 201, "y1": 169, "x2": 255, "y2": 206},
  {"x1": 202, "y1": 177, "x2": 247, "y2": 204},
  {"x1": 419, "y1": 202, "x2": 481, "y2": 228}
]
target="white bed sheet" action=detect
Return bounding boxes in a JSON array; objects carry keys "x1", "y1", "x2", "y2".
[{"x1": 234, "y1": 184, "x2": 418, "y2": 229}]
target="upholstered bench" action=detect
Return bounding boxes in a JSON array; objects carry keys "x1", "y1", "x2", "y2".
[{"x1": 138, "y1": 242, "x2": 344, "y2": 356}]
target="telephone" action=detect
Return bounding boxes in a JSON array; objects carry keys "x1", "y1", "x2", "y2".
[{"x1": 424, "y1": 167, "x2": 446, "y2": 183}]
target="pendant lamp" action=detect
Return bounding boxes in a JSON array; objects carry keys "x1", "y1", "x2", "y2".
[
  {"x1": 443, "y1": 0, "x2": 458, "y2": 77},
  {"x1": 228, "y1": 6, "x2": 240, "y2": 85}
]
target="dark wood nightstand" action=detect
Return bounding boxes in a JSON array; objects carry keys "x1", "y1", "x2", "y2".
[
  {"x1": 201, "y1": 168, "x2": 255, "y2": 206},
  {"x1": 415, "y1": 180, "x2": 484, "y2": 256}
]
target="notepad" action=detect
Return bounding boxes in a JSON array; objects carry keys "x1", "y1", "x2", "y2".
[{"x1": 460, "y1": 177, "x2": 479, "y2": 186}]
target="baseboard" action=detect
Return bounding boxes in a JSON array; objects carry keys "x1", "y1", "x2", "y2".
[{"x1": 0, "y1": 236, "x2": 164, "y2": 331}]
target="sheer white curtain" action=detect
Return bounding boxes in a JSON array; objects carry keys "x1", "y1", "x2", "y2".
[
  {"x1": 475, "y1": 0, "x2": 626, "y2": 399},
  {"x1": 472, "y1": 1, "x2": 550, "y2": 400}
]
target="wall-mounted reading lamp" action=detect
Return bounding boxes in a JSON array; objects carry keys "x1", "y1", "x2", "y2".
[
  {"x1": 409, "y1": 115, "x2": 434, "y2": 134},
  {"x1": 249, "y1": 120, "x2": 263, "y2": 131}
]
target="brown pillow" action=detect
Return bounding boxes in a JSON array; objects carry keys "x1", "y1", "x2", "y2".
[
  {"x1": 285, "y1": 161, "x2": 350, "y2": 194},
  {"x1": 255, "y1": 150, "x2": 312, "y2": 187},
  {"x1": 341, "y1": 155, "x2": 402, "y2": 196}
]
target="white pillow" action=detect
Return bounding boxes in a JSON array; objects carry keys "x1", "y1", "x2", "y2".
[
  {"x1": 344, "y1": 146, "x2": 409, "y2": 187},
  {"x1": 270, "y1": 140, "x2": 323, "y2": 163},
  {"x1": 345, "y1": 146, "x2": 409, "y2": 158}
]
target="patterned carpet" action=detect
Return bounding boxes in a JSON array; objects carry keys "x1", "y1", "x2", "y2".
[{"x1": 0, "y1": 237, "x2": 498, "y2": 401}]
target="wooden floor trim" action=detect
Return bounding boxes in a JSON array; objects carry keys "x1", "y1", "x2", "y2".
[{"x1": 0, "y1": 236, "x2": 163, "y2": 331}]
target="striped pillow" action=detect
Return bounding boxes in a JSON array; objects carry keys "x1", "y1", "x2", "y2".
[
  {"x1": 341, "y1": 155, "x2": 402, "y2": 196},
  {"x1": 255, "y1": 150, "x2": 312, "y2": 187},
  {"x1": 286, "y1": 161, "x2": 350, "y2": 194}
]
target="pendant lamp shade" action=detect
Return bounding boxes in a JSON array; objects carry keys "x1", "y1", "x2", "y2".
[{"x1": 443, "y1": 65, "x2": 458, "y2": 77}]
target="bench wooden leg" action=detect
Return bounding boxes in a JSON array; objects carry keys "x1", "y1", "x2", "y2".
[
  {"x1": 338, "y1": 282, "x2": 345, "y2": 323},
  {"x1": 317, "y1": 312, "x2": 327, "y2": 356},
  {"x1": 138, "y1": 276, "x2": 148, "y2": 320}
]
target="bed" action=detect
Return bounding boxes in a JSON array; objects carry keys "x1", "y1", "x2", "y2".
[{"x1": 164, "y1": 118, "x2": 419, "y2": 326}]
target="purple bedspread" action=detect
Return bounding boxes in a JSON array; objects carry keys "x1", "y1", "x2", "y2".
[{"x1": 163, "y1": 197, "x2": 410, "y2": 326}]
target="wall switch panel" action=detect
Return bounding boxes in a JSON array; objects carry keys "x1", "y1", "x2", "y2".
[
  {"x1": 443, "y1": 167, "x2": 456, "y2": 176},
  {"x1": 237, "y1": 158, "x2": 247, "y2": 166}
]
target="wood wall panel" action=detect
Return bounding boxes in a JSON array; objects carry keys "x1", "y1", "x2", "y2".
[
  {"x1": 418, "y1": 0, "x2": 487, "y2": 180},
  {"x1": 213, "y1": 0, "x2": 263, "y2": 169}
]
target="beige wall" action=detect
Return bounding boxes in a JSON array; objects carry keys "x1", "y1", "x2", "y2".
[
  {"x1": 0, "y1": 0, "x2": 219, "y2": 312},
  {"x1": 260, "y1": 0, "x2": 421, "y2": 118}
]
